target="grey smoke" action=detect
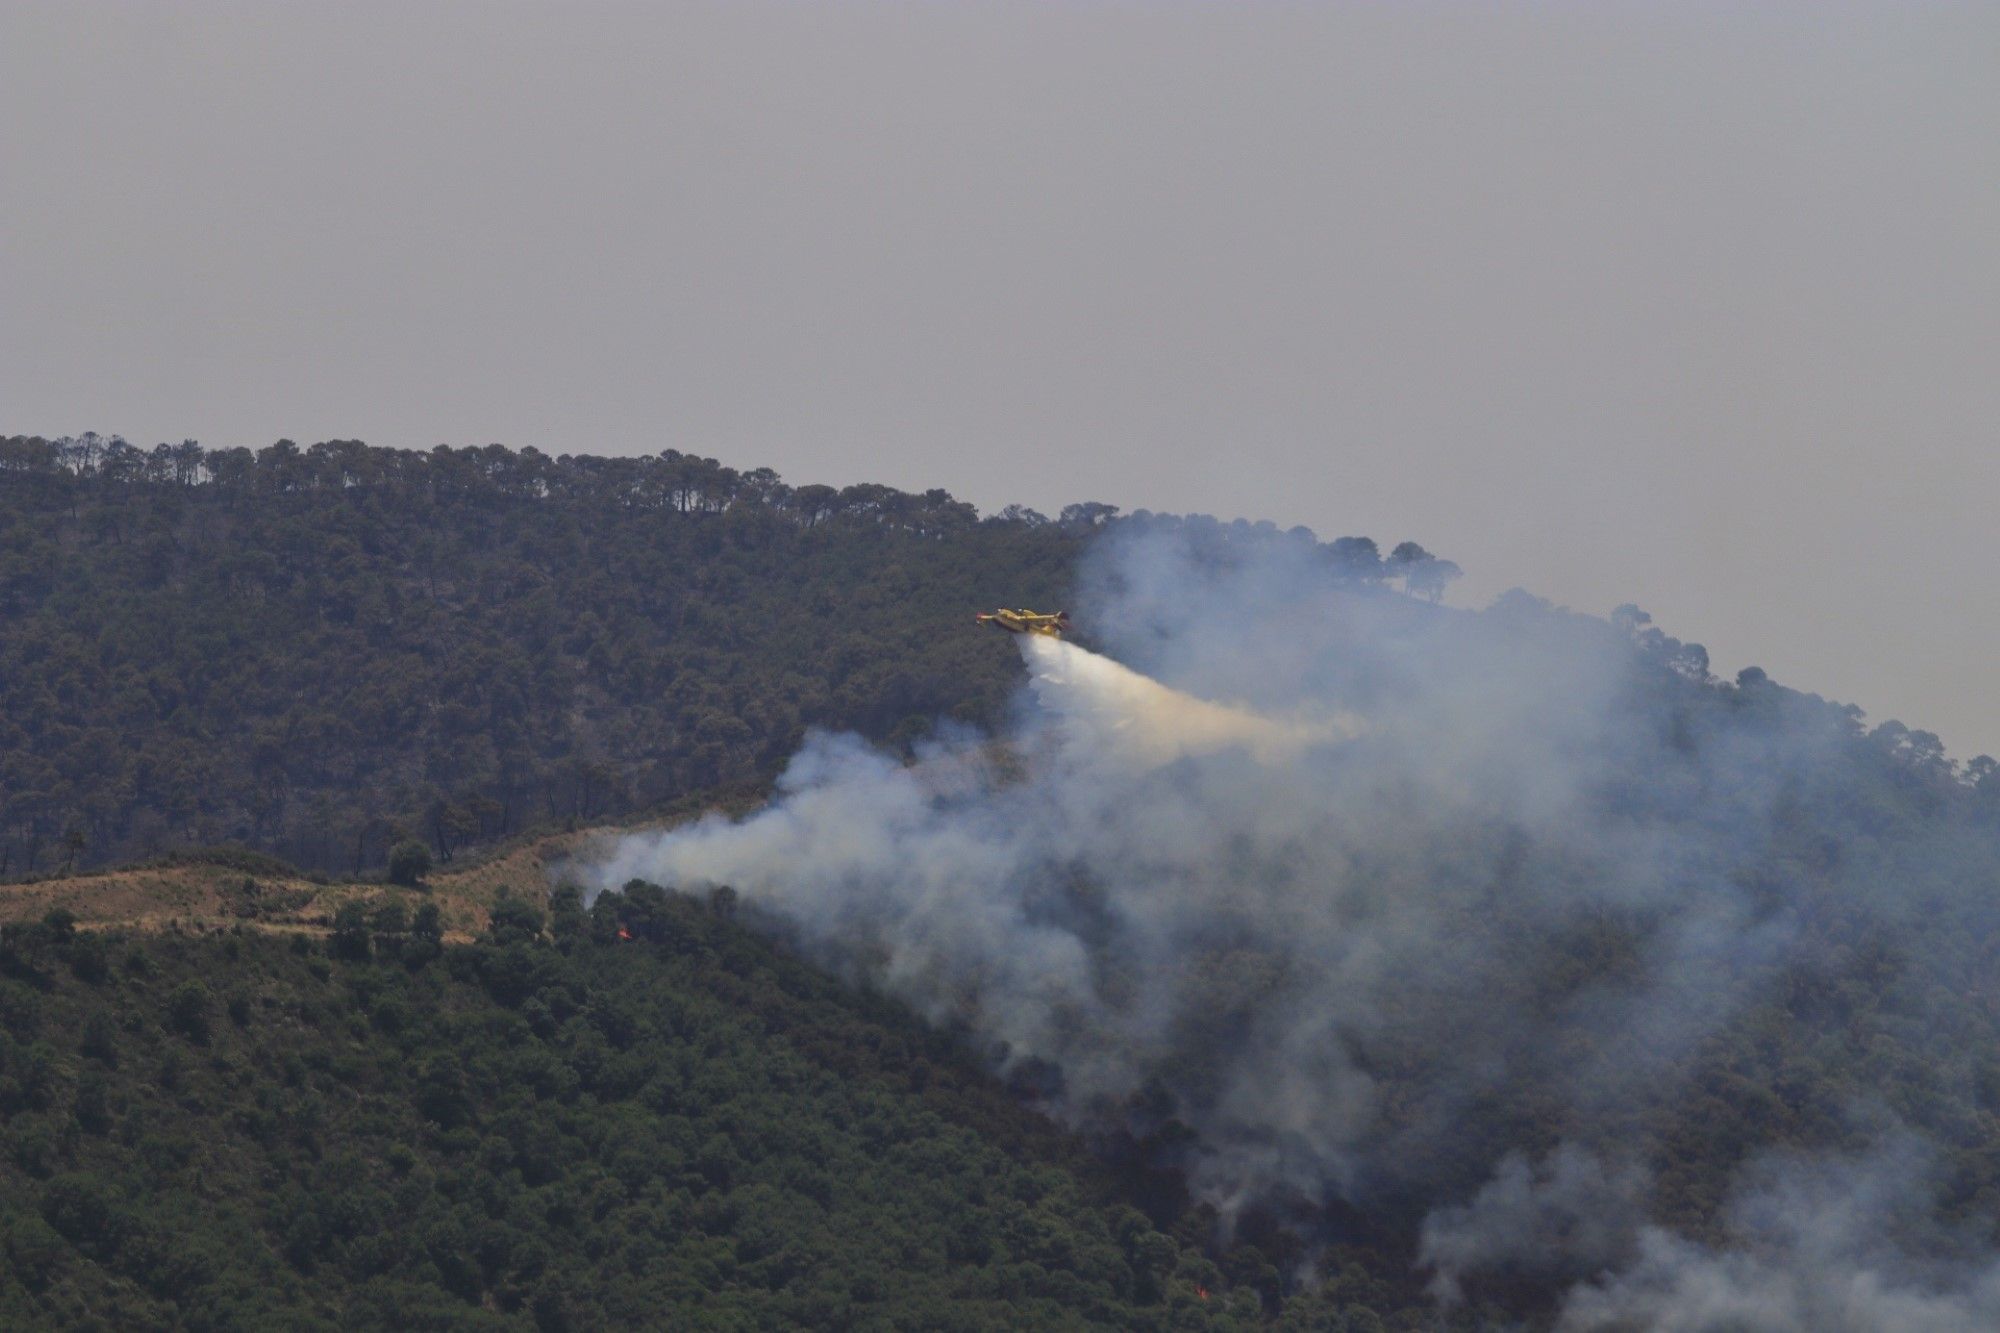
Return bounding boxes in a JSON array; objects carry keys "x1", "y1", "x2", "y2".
[
  {"x1": 580, "y1": 520, "x2": 1993, "y2": 1319},
  {"x1": 1420, "y1": 1146, "x2": 1650, "y2": 1307},
  {"x1": 1556, "y1": 1139, "x2": 2000, "y2": 1332},
  {"x1": 1417, "y1": 1135, "x2": 2000, "y2": 1330}
]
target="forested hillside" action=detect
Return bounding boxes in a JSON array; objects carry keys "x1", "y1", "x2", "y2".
[
  {"x1": 0, "y1": 885, "x2": 1422, "y2": 1329},
  {"x1": 0, "y1": 430, "x2": 1464, "y2": 876},
  {"x1": 0, "y1": 434, "x2": 1448, "y2": 881},
  {"x1": 0, "y1": 435, "x2": 1099, "y2": 878}
]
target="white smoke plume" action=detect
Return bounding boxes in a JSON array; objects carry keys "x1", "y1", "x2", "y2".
[
  {"x1": 1419, "y1": 1145, "x2": 1651, "y2": 1306},
  {"x1": 1555, "y1": 1139, "x2": 2000, "y2": 1332},
  {"x1": 578, "y1": 519, "x2": 1999, "y2": 1322},
  {"x1": 583, "y1": 627, "x2": 1363, "y2": 1107}
]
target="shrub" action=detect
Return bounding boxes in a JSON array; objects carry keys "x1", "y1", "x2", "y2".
[
  {"x1": 386, "y1": 841, "x2": 433, "y2": 888},
  {"x1": 167, "y1": 982, "x2": 212, "y2": 1042}
]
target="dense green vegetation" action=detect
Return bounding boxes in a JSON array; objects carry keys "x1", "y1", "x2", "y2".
[
  {"x1": 0, "y1": 887, "x2": 1432, "y2": 1329},
  {"x1": 4, "y1": 434, "x2": 1465, "y2": 884},
  {"x1": 0, "y1": 435, "x2": 1458, "y2": 882},
  {"x1": 0, "y1": 435, "x2": 1092, "y2": 878}
]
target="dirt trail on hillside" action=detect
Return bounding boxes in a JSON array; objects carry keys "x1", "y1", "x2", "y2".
[{"x1": 0, "y1": 831, "x2": 600, "y2": 941}]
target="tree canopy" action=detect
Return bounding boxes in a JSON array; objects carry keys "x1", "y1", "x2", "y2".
[
  {"x1": 0, "y1": 435, "x2": 1439, "y2": 880},
  {"x1": 0, "y1": 889, "x2": 1327, "y2": 1328}
]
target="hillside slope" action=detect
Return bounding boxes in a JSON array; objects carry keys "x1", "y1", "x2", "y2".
[
  {"x1": 0, "y1": 886, "x2": 1386, "y2": 1330},
  {"x1": 2, "y1": 435, "x2": 1438, "y2": 883},
  {"x1": 0, "y1": 838, "x2": 573, "y2": 945},
  {"x1": 0, "y1": 436, "x2": 1081, "y2": 878}
]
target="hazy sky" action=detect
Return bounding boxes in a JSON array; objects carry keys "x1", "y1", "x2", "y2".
[{"x1": 5, "y1": 3, "x2": 1997, "y2": 756}]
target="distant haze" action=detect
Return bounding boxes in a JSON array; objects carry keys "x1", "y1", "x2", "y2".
[{"x1": 4, "y1": 3, "x2": 1996, "y2": 755}]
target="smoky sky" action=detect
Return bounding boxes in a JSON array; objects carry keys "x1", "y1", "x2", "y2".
[{"x1": 4, "y1": 2, "x2": 1997, "y2": 756}]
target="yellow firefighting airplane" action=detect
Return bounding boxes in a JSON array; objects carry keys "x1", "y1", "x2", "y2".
[{"x1": 975, "y1": 608, "x2": 1071, "y2": 638}]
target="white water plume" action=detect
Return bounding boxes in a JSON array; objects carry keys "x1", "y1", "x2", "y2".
[{"x1": 1019, "y1": 634, "x2": 1356, "y2": 768}]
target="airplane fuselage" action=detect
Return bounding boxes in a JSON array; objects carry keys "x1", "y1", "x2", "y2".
[{"x1": 976, "y1": 608, "x2": 1069, "y2": 638}]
